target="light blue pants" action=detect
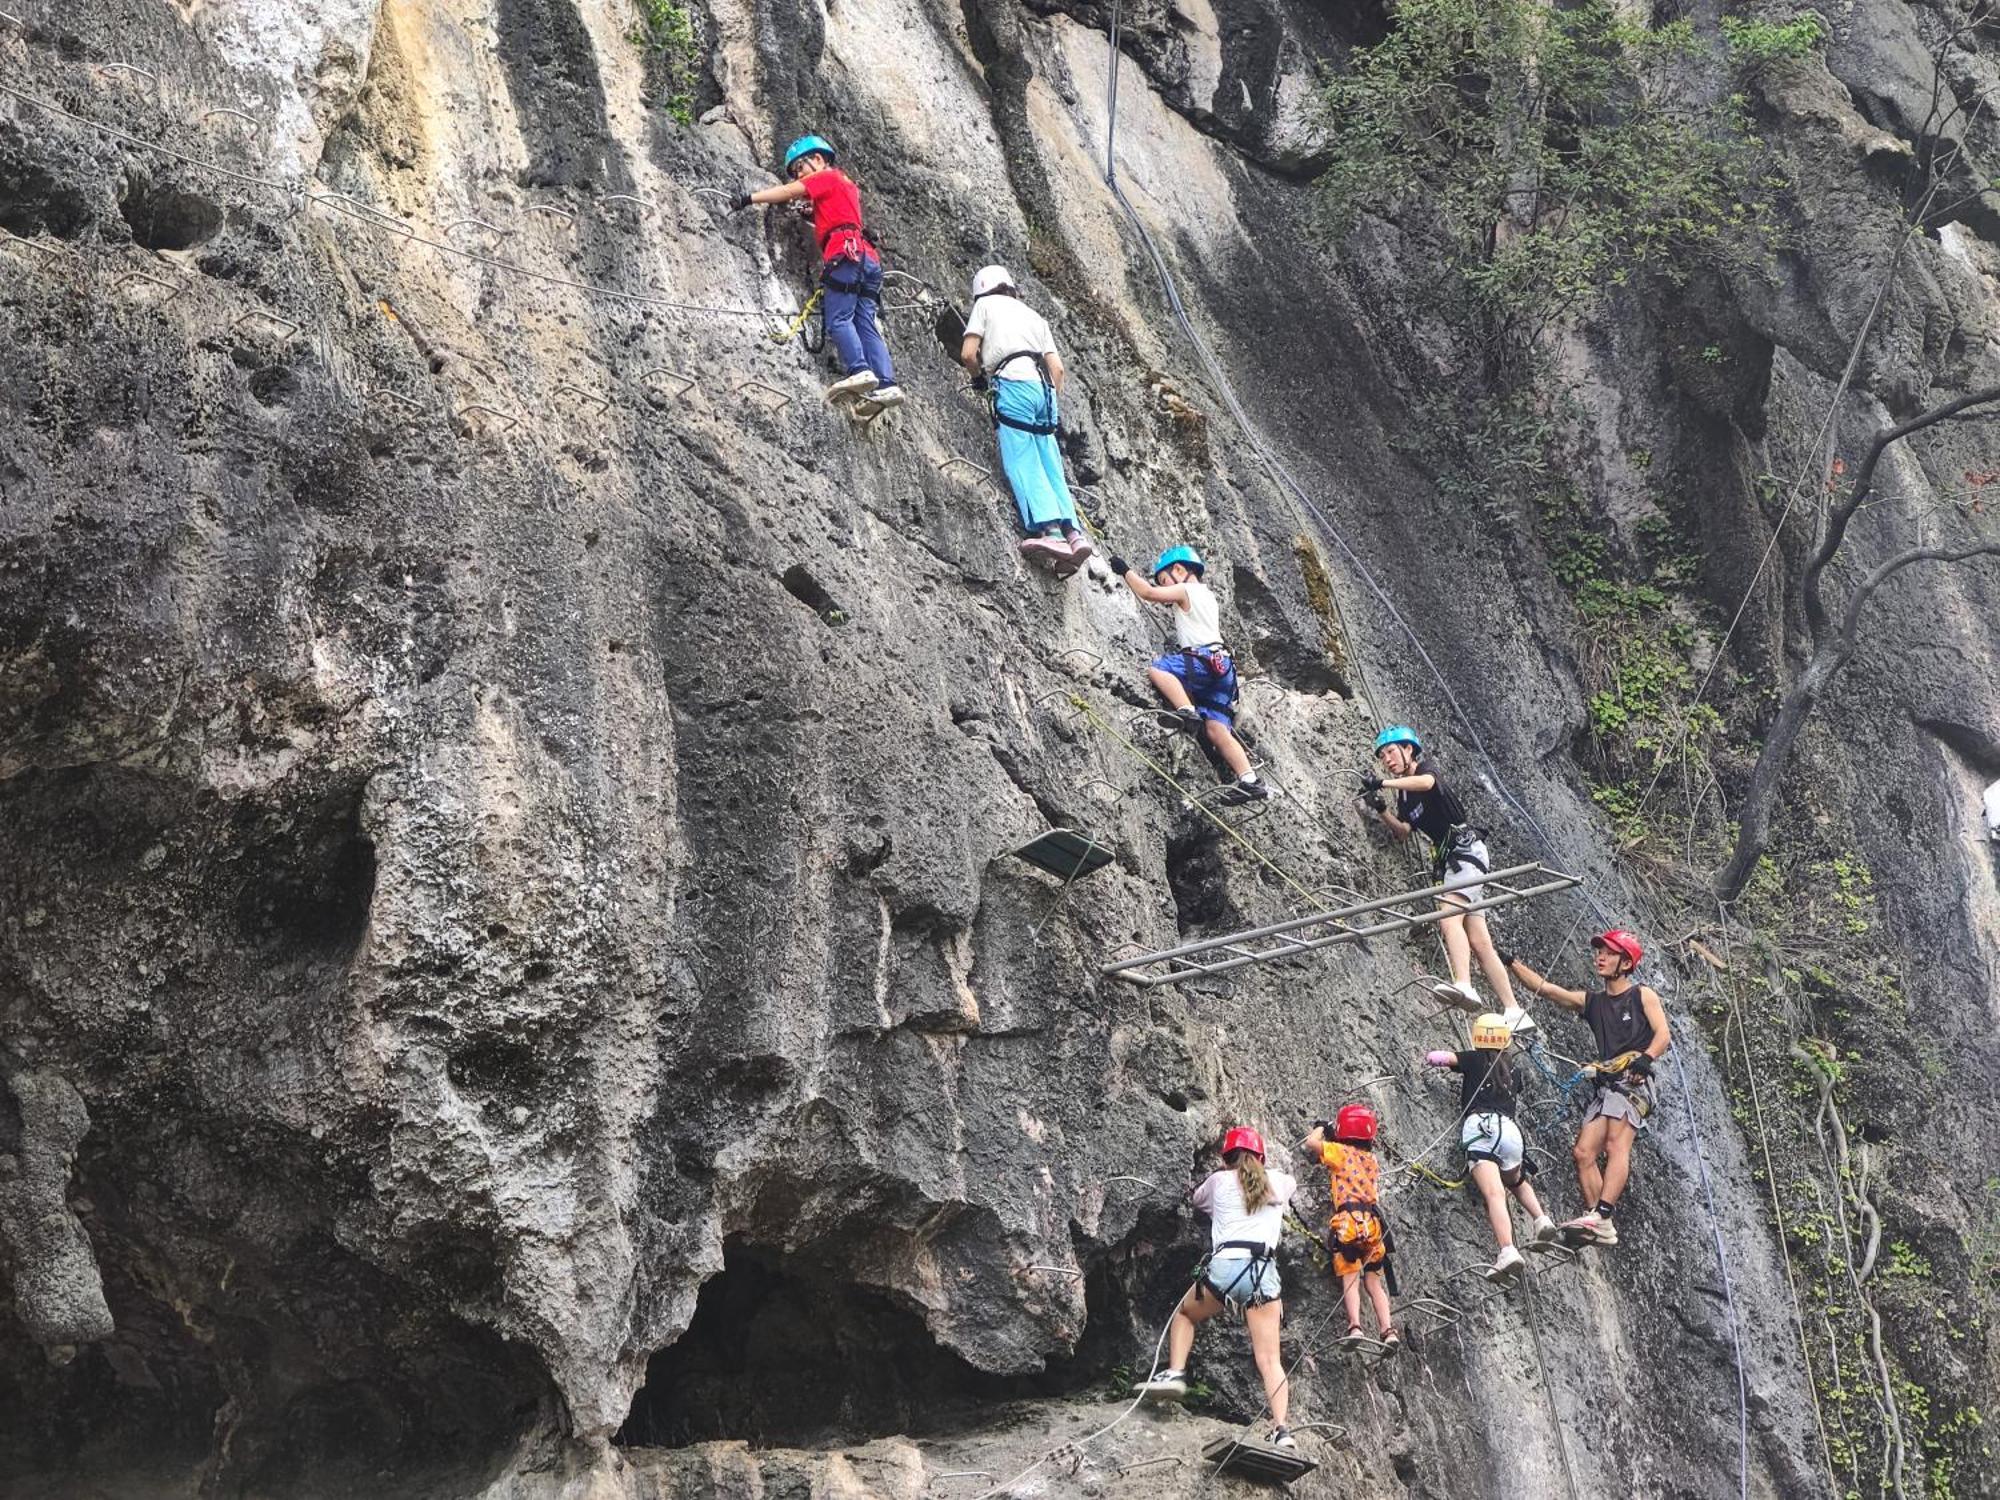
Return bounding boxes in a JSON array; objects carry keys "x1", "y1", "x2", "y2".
[{"x1": 993, "y1": 379, "x2": 1077, "y2": 534}]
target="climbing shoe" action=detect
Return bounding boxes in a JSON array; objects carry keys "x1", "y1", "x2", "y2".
[
  {"x1": 1268, "y1": 1425, "x2": 1297, "y2": 1450},
  {"x1": 1217, "y1": 776, "x2": 1272, "y2": 805},
  {"x1": 1133, "y1": 1368, "x2": 1188, "y2": 1398},
  {"x1": 1486, "y1": 1245, "x2": 1526, "y2": 1282},
  {"x1": 1560, "y1": 1211, "x2": 1616, "y2": 1246},
  {"x1": 826, "y1": 369, "x2": 880, "y2": 403},
  {"x1": 1431, "y1": 978, "x2": 1480, "y2": 1009},
  {"x1": 1020, "y1": 533, "x2": 1072, "y2": 566}
]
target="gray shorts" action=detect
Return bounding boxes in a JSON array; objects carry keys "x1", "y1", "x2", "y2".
[
  {"x1": 1440, "y1": 838, "x2": 1490, "y2": 907},
  {"x1": 1461, "y1": 1111, "x2": 1525, "y2": 1172},
  {"x1": 1583, "y1": 1081, "x2": 1652, "y2": 1133}
]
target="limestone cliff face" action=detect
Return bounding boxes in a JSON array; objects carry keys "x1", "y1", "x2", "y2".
[{"x1": 1, "y1": 1, "x2": 1995, "y2": 1497}]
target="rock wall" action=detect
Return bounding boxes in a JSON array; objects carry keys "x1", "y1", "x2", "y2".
[{"x1": 1, "y1": 0, "x2": 1995, "y2": 1497}]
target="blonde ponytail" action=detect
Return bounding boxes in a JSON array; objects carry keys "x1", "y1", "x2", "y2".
[{"x1": 1234, "y1": 1152, "x2": 1271, "y2": 1213}]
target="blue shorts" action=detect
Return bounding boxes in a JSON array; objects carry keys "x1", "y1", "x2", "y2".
[
  {"x1": 1204, "y1": 1249, "x2": 1280, "y2": 1310},
  {"x1": 1150, "y1": 650, "x2": 1237, "y2": 725}
]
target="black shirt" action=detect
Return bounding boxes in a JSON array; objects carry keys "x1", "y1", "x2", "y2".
[
  {"x1": 1583, "y1": 987, "x2": 1655, "y2": 1063},
  {"x1": 1394, "y1": 759, "x2": 1469, "y2": 847},
  {"x1": 1451, "y1": 1048, "x2": 1517, "y2": 1119}
]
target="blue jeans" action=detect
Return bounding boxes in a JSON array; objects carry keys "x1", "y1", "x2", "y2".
[
  {"x1": 823, "y1": 255, "x2": 895, "y2": 385},
  {"x1": 993, "y1": 379, "x2": 1077, "y2": 533}
]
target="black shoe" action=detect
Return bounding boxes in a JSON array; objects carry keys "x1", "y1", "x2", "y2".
[
  {"x1": 1220, "y1": 776, "x2": 1272, "y2": 804},
  {"x1": 1171, "y1": 706, "x2": 1204, "y2": 734}
]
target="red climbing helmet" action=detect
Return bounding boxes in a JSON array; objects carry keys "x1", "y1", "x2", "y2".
[
  {"x1": 1221, "y1": 1126, "x2": 1265, "y2": 1161},
  {"x1": 1334, "y1": 1103, "x2": 1378, "y2": 1142},
  {"x1": 1592, "y1": 928, "x2": 1644, "y2": 971}
]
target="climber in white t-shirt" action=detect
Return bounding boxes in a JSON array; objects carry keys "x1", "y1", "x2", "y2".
[
  {"x1": 1109, "y1": 544, "x2": 1272, "y2": 803},
  {"x1": 959, "y1": 265, "x2": 1091, "y2": 573}
]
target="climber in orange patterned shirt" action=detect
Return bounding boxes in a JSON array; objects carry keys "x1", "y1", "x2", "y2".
[{"x1": 1303, "y1": 1104, "x2": 1398, "y2": 1352}]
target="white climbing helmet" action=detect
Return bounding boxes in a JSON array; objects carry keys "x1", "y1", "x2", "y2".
[{"x1": 971, "y1": 264, "x2": 1014, "y2": 300}]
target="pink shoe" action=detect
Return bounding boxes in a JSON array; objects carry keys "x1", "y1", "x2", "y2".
[{"x1": 1020, "y1": 534, "x2": 1071, "y2": 566}]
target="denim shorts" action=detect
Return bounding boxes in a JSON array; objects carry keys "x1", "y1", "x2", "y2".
[
  {"x1": 1461, "y1": 1110, "x2": 1524, "y2": 1172},
  {"x1": 1150, "y1": 650, "x2": 1238, "y2": 724},
  {"x1": 1204, "y1": 1249, "x2": 1280, "y2": 1309}
]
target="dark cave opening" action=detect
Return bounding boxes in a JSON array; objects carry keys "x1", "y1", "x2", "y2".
[
  {"x1": 118, "y1": 175, "x2": 223, "y2": 251},
  {"x1": 616, "y1": 1241, "x2": 1114, "y2": 1451}
]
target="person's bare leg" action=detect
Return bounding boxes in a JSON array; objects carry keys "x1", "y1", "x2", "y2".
[
  {"x1": 1466, "y1": 912, "x2": 1517, "y2": 1005},
  {"x1": 1148, "y1": 667, "x2": 1193, "y2": 710},
  {"x1": 1600, "y1": 1120, "x2": 1638, "y2": 1205},
  {"x1": 1511, "y1": 1176, "x2": 1547, "y2": 1223},
  {"x1": 1204, "y1": 719, "x2": 1253, "y2": 778},
  {"x1": 1341, "y1": 1270, "x2": 1362, "y2": 1330},
  {"x1": 1165, "y1": 1283, "x2": 1218, "y2": 1371},
  {"x1": 1364, "y1": 1269, "x2": 1394, "y2": 1335},
  {"x1": 1572, "y1": 1117, "x2": 1609, "y2": 1207},
  {"x1": 1439, "y1": 905, "x2": 1473, "y2": 988},
  {"x1": 1246, "y1": 1300, "x2": 1287, "y2": 1426},
  {"x1": 1471, "y1": 1159, "x2": 1513, "y2": 1249}
]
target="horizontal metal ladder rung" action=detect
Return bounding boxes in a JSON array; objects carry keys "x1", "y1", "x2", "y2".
[{"x1": 1102, "y1": 863, "x2": 1582, "y2": 987}]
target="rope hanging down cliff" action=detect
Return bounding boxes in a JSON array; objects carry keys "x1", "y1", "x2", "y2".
[{"x1": 1091, "y1": 9, "x2": 1750, "y2": 1496}]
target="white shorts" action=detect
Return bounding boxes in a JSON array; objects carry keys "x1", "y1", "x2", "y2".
[
  {"x1": 1460, "y1": 1111, "x2": 1524, "y2": 1173},
  {"x1": 1440, "y1": 838, "x2": 1490, "y2": 906}
]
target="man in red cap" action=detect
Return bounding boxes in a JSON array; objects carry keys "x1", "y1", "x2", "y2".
[{"x1": 1504, "y1": 931, "x2": 1669, "y2": 1245}]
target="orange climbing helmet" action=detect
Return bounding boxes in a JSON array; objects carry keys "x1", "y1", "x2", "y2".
[
  {"x1": 1221, "y1": 1126, "x2": 1265, "y2": 1160},
  {"x1": 1334, "y1": 1103, "x2": 1378, "y2": 1142},
  {"x1": 1592, "y1": 929, "x2": 1644, "y2": 971}
]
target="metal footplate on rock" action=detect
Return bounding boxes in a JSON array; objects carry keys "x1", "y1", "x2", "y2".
[
  {"x1": 1100, "y1": 862, "x2": 1583, "y2": 987},
  {"x1": 1201, "y1": 1434, "x2": 1319, "y2": 1485},
  {"x1": 1007, "y1": 827, "x2": 1114, "y2": 883}
]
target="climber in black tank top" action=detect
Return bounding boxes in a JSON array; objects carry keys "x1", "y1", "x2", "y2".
[
  {"x1": 1362, "y1": 725, "x2": 1524, "y2": 1025},
  {"x1": 1503, "y1": 929, "x2": 1669, "y2": 1248}
]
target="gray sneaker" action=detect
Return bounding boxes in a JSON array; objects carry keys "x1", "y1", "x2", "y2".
[{"x1": 826, "y1": 369, "x2": 879, "y2": 403}]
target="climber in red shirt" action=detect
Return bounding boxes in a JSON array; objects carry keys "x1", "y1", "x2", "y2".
[{"x1": 734, "y1": 135, "x2": 903, "y2": 414}]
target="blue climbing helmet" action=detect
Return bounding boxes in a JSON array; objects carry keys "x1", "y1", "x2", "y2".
[
  {"x1": 784, "y1": 134, "x2": 837, "y2": 172},
  {"x1": 1151, "y1": 545, "x2": 1205, "y2": 579},
  {"x1": 1373, "y1": 724, "x2": 1422, "y2": 755}
]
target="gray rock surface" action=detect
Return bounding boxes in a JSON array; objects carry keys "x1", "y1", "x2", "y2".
[{"x1": 0, "y1": 0, "x2": 1995, "y2": 1497}]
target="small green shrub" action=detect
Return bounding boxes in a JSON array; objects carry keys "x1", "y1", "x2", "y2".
[{"x1": 629, "y1": 0, "x2": 700, "y2": 124}]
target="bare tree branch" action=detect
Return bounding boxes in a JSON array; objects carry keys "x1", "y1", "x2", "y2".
[{"x1": 1800, "y1": 385, "x2": 2000, "y2": 641}]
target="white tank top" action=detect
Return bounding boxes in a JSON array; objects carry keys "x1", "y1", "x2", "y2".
[{"x1": 1174, "y1": 579, "x2": 1223, "y2": 649}]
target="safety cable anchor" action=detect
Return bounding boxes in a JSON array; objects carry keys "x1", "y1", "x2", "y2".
[
  {"x1": 601, "y1": 193, "x2": 657, "y2": 219},
  {"x1": 454, "y1": 403, "x2": 520, "y2": 435},
  {"x1": 0, "y1": 229, "x2": 68, "y2": 264},
  {"x1": 0, "y1": 11, "x2": 26, "y2": 29},
  {"x1": 1395, "y1": 1295, "x2": 1462, "y2": 1328},
  {"x1": 229, "y1": 309, "x2": 301, "y2": 343},
  {"x1": 527, "y1": 203, "x2": 575, "y2": 224},
  {"x1": 555, "y1": 383, "x2": 611, "y2": 416},
  {"x1": 111, "y1": 270, "x2": 187, "y2": 302},
  {"x1": 1018, "y1": 1264, "x2": 1085, "y2": 1278},
  {"x1": 638, "y1": 367, "x2": 695, "y2": 403},
  {"x1": 94, "y1": 61, "x2": 158, "y2": 85},
  {"x1": 444, "y1": 217, "x2": 512, "y2": 241},
  {"x1": 734, "y1": 377, "x2": 792, "y2": 412},
  {"x1": 366, "y1": 387, "x2": 428, "y2": 413},
  {"x1": 936, "y1": 455, "x2": 991, "y2": 483},
  {"x1": 201, "y1": 107, "x2": 262, "y2": 134},
  {"x1": 926, "y1": 1473, "x2": 995, "y2": 1489},
  {"x1": 1050, "y1": 646, "x2": 1104, "y2": 673}
]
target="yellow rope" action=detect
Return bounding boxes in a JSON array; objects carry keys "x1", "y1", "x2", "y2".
[
  {"x1": 1066, "y1": 693, "x2": 1322, "y2": 910},
  {"x1": 1404, "y1": 1162, "x2": 1465, "y2": 1191},
  {"x1": 768, "y1": 286, "x2": 823, "y2": 344}
]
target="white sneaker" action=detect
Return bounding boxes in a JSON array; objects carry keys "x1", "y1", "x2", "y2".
[
  {"x1": 865, "y1": 384, "x2": 905, "y2": 409},
  {"x1": 1133, "y1": 1368, "x2": 1187, "y2": 1398},
  {"x1": 1489, "y1": 1245, "x2": 1526, "y2": 1281},
  {"x1": 1268, "y1": 1425, "x2": 1297, "y2": 1450},
  {"x1": 1502, "y1": 1003, "x2": 1537, "y2": 1035},
  {"x1": 1532, "y1": 1215, "x2": 1559, "y2": 1245},
  {"x1": 1561, "y1": 1210, "x2": 1617, "y2": 1246},
  {"x1": 826, "y1": 369, "x2": 879, "y2": 403},
  {"x1": 1431, "y1": 979, "x2": 1479, "y2": 1009}
]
